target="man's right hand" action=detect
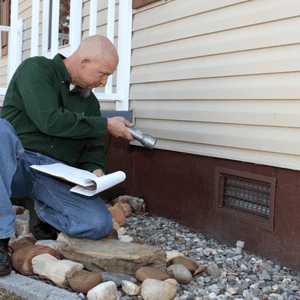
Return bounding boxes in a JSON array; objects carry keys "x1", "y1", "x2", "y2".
[{"x1": 107, "y1": 117, "x2": 135, "y2": 141}]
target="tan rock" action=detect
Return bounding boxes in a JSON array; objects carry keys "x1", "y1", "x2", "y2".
[
  {"x1": 113, "y1": 195, "x2": 145, "y2": 214},
  {"x1": 13, "y1": 205, "x2": 26, "y2": 215},
  {"x1": 118, "y1": 235, "x2": 133, "y2": 243},
  {"x1": 87, "y1": 281, "x2": 118, "y2": 300},
  {"x1": 69, "y1": 270, "x2": 102, "y2": 293},
  {"x1": 141, "y1": 278, "x2": 177, "y2": 300},
  {"x1": 109, "y1": 206, "x2": 126, "y2": 226},
  {"x1": 165, "y1": 278, "x2": 178, "y2": 286},
  {"x1": 117, "y1": 227, "x2": 127, "y2": 236},
  {"x1": 12, "y1": 245, "x2": 61, "y2": 276},
  {"x1": 16, "y1": 225, "x2": 30, "y2": 238},
  {"x1": 9, "y1": 236, "x2": 37, "y2": 253},
  {"x1": 227, "y1": 288, "x2": 237, "y2": 295},
  {"x1": 115, "y1": 203, "x2": 131, "y2": 217},
  {"x1": 122, "y1": 280, "x2": 141, "y2": 296},
  {"x1": 165, "y1": 251, "x2": 184, "y2": 265},
  {"x1": 60, "y1": 235, "x2": 166, "y2": 276},
  {"x1": 136, "y1": 266, "x2": 170, "y2": 282},
  {"x1": 32, "y1": 253, "x2": 84, "y2": 288},
  {"x1": 112, "y1": 219, "x2": 120, "y2": 229},
  {"x1": 171, "y1": 257, "x2": 198, "y2": 273},
  {"x1": 56, "y1": 232, "x2": 72, "y2": 245},
  {"x1": 194, "y1": 266, "x2": 207, "y2": 276}
]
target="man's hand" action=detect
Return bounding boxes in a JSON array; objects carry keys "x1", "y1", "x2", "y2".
[
  {"x1": 93, "y1": 169, "x2": 105, "y2": 177},
  {"x1": 107, "y1": 117, "x2": 135, "y2": 141}
]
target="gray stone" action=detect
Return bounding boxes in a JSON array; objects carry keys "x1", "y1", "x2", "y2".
[
  {"x1": 0, "y1": 272, "x2": 81, "y2": 300},
  {"x1": 206, "y1": 264, "x2": 221, "y2": 278},
  {"x1": 59, "y1": 233, "x2": 166, "y2": 276},
  {"x1": 167, "y1": 264, "x2": 193, "y2": 284},
  {"x1": 259, "y1": 272, "x2": 271, "y2": 281},
  {"x1": 99, "y1": 271, "x2": 137, "y2": 287}
]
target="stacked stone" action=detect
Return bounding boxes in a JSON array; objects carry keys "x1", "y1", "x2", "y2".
[{"x1": 10, "y1": 196, "x2": 300, "y2": 300}]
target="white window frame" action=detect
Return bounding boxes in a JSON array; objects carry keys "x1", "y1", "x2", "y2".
[
  {"x1": 42, "y1": 0, "x2": 132, "y2": 111},
  {"x1": 42, "y1": 0, "x2": 82, "y2": 58}
]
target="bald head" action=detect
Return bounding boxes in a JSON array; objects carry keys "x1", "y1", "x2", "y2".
[
  {"x1": 73, "y1": 35, "x2": 118, "y2": 66},
  {"x1": 64, "y1": 35, "x2": 119, "y2": 97}
]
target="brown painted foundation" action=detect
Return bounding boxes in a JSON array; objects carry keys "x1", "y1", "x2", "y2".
[{"x1": 104, "y1": 135, "x2": 300, "y2": 270}]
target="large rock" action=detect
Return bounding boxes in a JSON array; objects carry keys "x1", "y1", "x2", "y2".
[
  {"x1": 69, "y1": 270, "x2": 102, "y2": 294},
  {"x1": 122, "y1": 281, "x2": 141, "y2": 296},
  {"x1": 58, "y1": 233, "x2": 166, "y2": 276},
  {"x1": 108, "y1": 206, "x2": 126, "y2": 226},
  {"x1": 12, "y1": 245, "x2": 61, "y2": 276},
  {"x1": 167, "y1": 264, "x2": 193, "y2": 284},
  {"x1": 32, "y1": 253, "x2": 84, "y2": 288},
  {"x1": 170, "y1": 257, "x2": 198, "y2": 273},
  {"x1": 9, "y1": 236, "x2": 37, "y2": 252},
  {"x1": 87, "y1": 281, "x2": 118, "y2": 300},
  {"x1": 141, "y1": 278, "x2": 177, "y2": 300},
  {"x1": 135, "y1": 266, "x2": 170, "y2": 282}
]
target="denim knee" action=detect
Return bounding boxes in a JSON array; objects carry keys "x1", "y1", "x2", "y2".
[
  {"x1": 66, "y1": 208, "x2": 113, "y2": 240},
  {"x1": 85, "y1": 215, "x2": 113, "y2": 240}
]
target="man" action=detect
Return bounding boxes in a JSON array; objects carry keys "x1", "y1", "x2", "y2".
[{"x1": 0, "y1": 35, "x2": 134, "y2": 276}]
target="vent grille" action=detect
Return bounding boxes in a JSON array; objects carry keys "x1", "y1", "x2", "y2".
[{"x1": 215, "y1": 167, "x2": 276, "y2": 231}]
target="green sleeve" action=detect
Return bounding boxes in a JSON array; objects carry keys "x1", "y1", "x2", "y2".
[{"x1": 16, "y1": 60, "x2": 107, "y2": 139}]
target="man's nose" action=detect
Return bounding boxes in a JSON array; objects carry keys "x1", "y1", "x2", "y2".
[{"x1": 100, "y1": 75, "x2": 108, "y2": 86}]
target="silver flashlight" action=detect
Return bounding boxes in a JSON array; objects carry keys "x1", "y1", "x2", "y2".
[{"x1": 126, "y1": 127, "x2": 157, "y2": 150}]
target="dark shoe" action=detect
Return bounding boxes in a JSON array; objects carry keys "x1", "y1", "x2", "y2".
[
  {"x1": 27, "y1": 198, "x2": 58, "y2": 240},
  {"x1": 0, "y1": 238, "x2": 12, "y2": 277},
  {"x1": 104, "y1": 228, "x2": 119, "y2": 240}
]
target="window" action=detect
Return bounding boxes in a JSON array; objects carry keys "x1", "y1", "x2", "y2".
[
  {"x1": 214, "y1": 167, "x2": 276, "y2": 231},
  {"x1": 0, "y1": 0, "x2": 10, "y2": 56},
  {"x1": 48, "y1": 0, "x2": 70, "y2": 50},
  {"x1": 132, "y1": 0, "x2": 160, "y2": 9}
]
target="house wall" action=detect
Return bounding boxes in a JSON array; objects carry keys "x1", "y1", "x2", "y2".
[{"x1": 130, "y1": 0, "x2": 300, "y2": 172}]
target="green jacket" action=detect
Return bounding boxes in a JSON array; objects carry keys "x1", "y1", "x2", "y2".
[{"x1": 1, "y1": 54, "x2": 109, "y2": 174}]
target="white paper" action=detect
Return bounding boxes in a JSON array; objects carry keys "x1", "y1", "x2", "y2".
[
  {"x1": 70, "y1": 171, "x2": 126, "y2": 196},
  {"x1": 30, "y1": 163, "x2": 126, "y2": 196}
]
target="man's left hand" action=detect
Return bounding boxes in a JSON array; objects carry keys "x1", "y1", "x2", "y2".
[{"x1": 93, "y1": 169, "x2": 105, "y2": 177}]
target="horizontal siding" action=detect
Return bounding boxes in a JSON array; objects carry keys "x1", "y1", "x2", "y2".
[
  {"x1": 132, "y1": 0, "x2": 300, "y2": 48},
  {"x1": 132, "y1": 17, "x2": 300, "y2": 65},
  {"x1": 131, "y1": 100, "x2": 300, "y2": 128},
  {"x1": 130, "y1": 73, "x2": 300, "y2": 100},
  {"x1": 133, "y1": 118, "x2": 300, "y2": 156},
  {"x1": 133, "y1": 0, "x2": 248, "y2": 31},
  {"x1": 130, "y1": 0, "x2": 300, "y2": 171},
  {"x1": 131, "y1": 45, "x2": 300, "y2": 82}
]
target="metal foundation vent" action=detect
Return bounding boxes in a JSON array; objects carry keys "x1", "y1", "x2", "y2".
[{"x1": 214, "y1": 167, "x2": 276, "y2": 231}]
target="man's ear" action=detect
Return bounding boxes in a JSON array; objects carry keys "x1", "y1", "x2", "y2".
[{"x1": 81, "y1": 58, "x2": 90, "y2": 69}]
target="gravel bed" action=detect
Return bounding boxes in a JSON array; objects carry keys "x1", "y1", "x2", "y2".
[{"x1": 122, "y1": 212, "x2": 300, "y2": 300}]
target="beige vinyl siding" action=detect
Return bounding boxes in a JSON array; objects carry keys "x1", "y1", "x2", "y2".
[{"x1": 130, "y1": 0, "x2": 300, "y2": 171}]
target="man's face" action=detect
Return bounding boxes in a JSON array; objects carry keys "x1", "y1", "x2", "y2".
[{"x1": 78, "y1": 58, "x2": 116, "y2": 98}]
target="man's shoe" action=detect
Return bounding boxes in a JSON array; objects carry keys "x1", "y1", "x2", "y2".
[
  {"x1": 27, "y1": 198, "x2": 58, "y2": 240},
  {"x1": 0, "y1": 238, "x2": 12, "y2": 277}
]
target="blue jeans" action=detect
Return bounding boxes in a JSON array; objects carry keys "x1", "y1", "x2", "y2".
[{"x1": 0, "y1": 119, "x2": 112, "y2": 240}]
